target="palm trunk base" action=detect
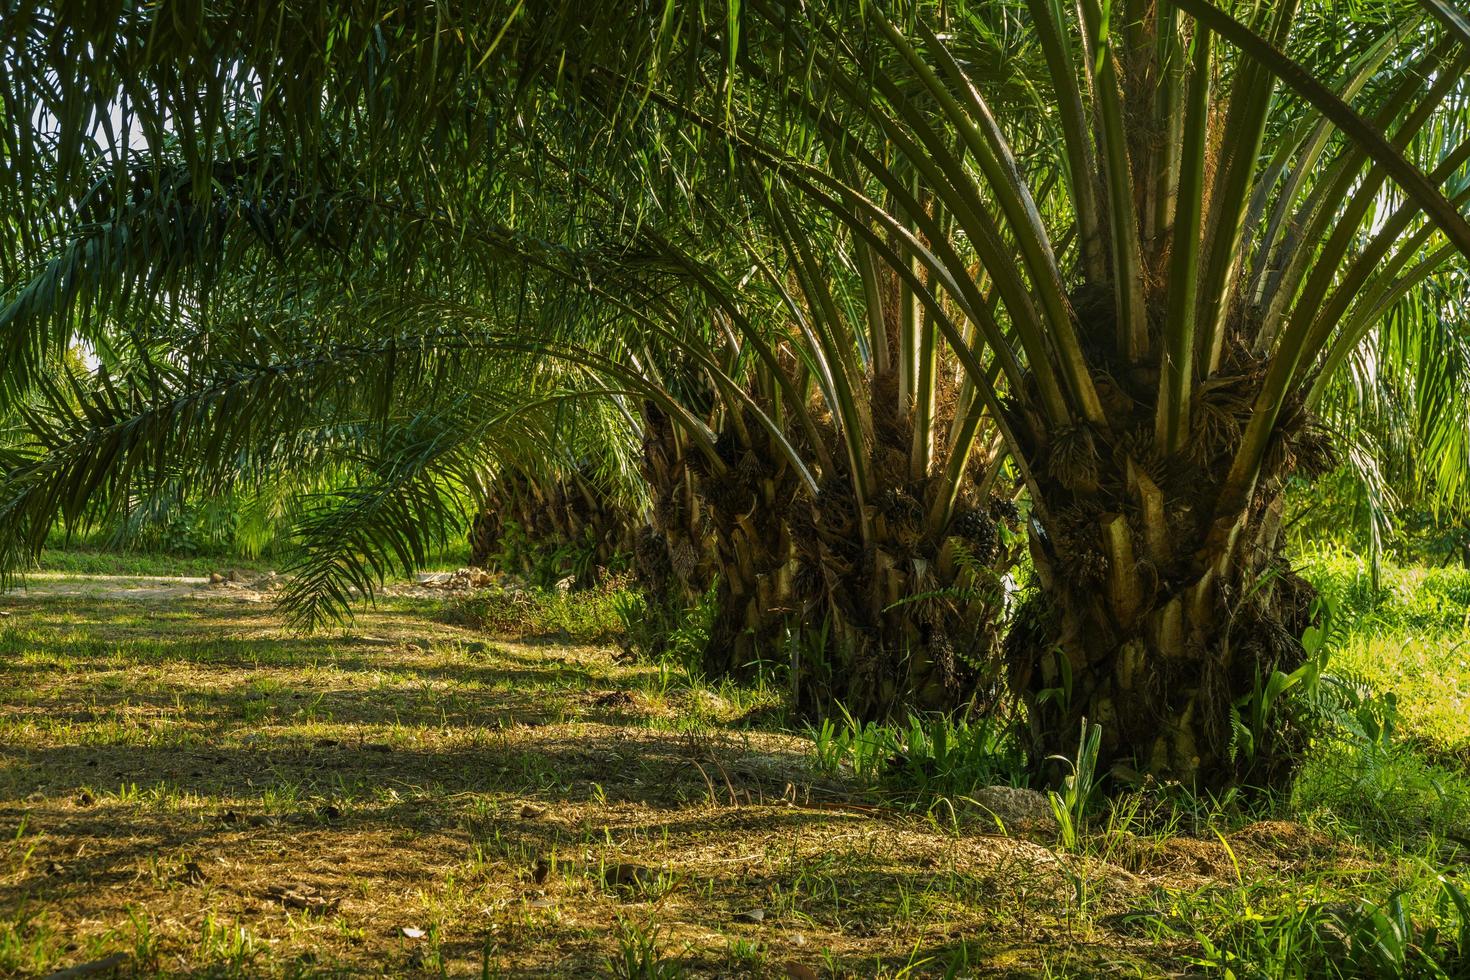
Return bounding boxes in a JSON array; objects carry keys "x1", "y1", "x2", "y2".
[
  {"x1": 789, "y1": 503, "x2": 1017, "y2": 721},
  {"x1": 792, "y1": 618, "x2": 999, "y2": 719},
  {"x1": 1011, "y1": 552, "x2": 1316, "y2": 794}
]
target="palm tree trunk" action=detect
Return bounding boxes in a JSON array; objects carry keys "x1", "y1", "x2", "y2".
[
  {"x1": 1010, "y1": 381, "x2": 1330, "y2": 792},
  {"x1": 634, "y1": 404, "x2": 713, "y2": 603},
  {"x1": 469, "y1": 469, "x2": 637, "y2": 588},
  {"x1": 689, "y1": 412, "x2": 801, "y2": 678},
  {"x1": 636, "y1": 402, "x2": 799, "y2": 672},
  {"x1": 790, "y1": 485, "x2": 1016, "y2": 718},
  {"x1": 788, "y1": 360, "x2": 1019, "y2": 719}
]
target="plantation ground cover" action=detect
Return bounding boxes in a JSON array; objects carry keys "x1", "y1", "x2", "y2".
[{"x1": 1, "y1": 557, "x2": 1468, "y2": 977}]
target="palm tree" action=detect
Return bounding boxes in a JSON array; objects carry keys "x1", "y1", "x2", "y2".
[
  {"x1": 0, "y1": 283, "x2": 646, "y2": 626},
  {"x1": 625, "y1": 191, "x2": 1022, "y2": 716},
  {"x1": 467, "y1": 464, "x2": 640, "y2": 587},
  {"x1": 5, "y1": 0, "x2": 1470, "y2": 788},
  {"x1": 654, "y1": 0, "x2": 1470, "y2": 787},
  {"x1": 0, "y1": 88, "x2": 654, "y2": 620}
]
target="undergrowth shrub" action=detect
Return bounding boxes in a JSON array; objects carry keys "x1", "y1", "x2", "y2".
[
  {"x1": 443, "y1": 575, "x2": 631, "y2": 643},
  {"x1": 808, "y1": 709, "x2": 1028, "y2": 804},
  {"x1": 610, "y1": 584, "x2": 716, "y2": 675},
  {"x1": 1299, "y1": 546, "x2": 1470, "y2": 635},
  {"x1": 1151, "y1": 875, "x2": 1470, "y2": 979},
  {"x1": 1296, "y1": 739, "x2": 1470, "y2": 849},
  {"x1": 1289, "y1": 547, "x2": 1470, "y2": 844}
]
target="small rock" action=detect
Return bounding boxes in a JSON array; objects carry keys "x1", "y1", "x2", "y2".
[
  {"x1": 782, "y1": 963, "x2": 819, "y2": 980},
  {"x1": 519, "y1": 805, "x2": 546, "y2": 820},
  {"x1": 399, "y1": 926, "x2": 426, "y2": 939},
  {"x1": 732, "y1": 908, "x2": 766, "y2": 924},
  {"x1": 446, "y1": 567, "x2": 495, "y2": 590},
  {"x1": 971, "y1": 785, "x2": 1058, "y2": 834},
  {"x1": 602, "y1": 863, "x2": 654, "y2": 890},
  {"x1": 688, "y1": 689, "x2": 729, "y2": 715}
]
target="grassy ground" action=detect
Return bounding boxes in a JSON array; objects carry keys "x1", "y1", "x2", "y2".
[
  {"x1": 2, "y1": 554, "x2": 1469, "y2": 977},
  {"x1": 31, "y1": 535, "x2": 473, "y2": 579},
  {"x1": 28, "y1": 549, "x2": 279, "y2": 579}
]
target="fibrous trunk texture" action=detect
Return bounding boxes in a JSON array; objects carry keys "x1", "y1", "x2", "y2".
[
  {"x1": 788, "y1": 371, "x2": 1019, "y2": 719},
  {"x1": 468, "y1": 468, "x2": 634, "y2": 588},
  {"x1": 638, "y1": 382, "x2": 1018, "y2": 724},
  {"x1": 1008, "y1": 322, "x2": 1332, "y2": 792},
  {"x1": 787, "y1": 362, "x2": 1017, "y2": 719},
  {"x1": 789, "y1": 482, "x2": 1017, "y2": 718},
  {"x1": 636, "y1": 402, "x2": 800, "y2": 675}
]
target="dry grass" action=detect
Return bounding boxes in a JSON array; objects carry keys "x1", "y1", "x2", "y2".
[{"x1": 0, "y1": 579, "x2": 1377, "y2": 977}]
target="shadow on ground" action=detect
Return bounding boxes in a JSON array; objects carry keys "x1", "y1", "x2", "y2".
[{"x1": 0, "y1": 579, "x2": 1201, "y2": 977}]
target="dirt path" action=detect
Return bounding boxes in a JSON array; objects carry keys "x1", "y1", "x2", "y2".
[{"x1": 1, "y1": 571, "x2": 287, "y2": 603}]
